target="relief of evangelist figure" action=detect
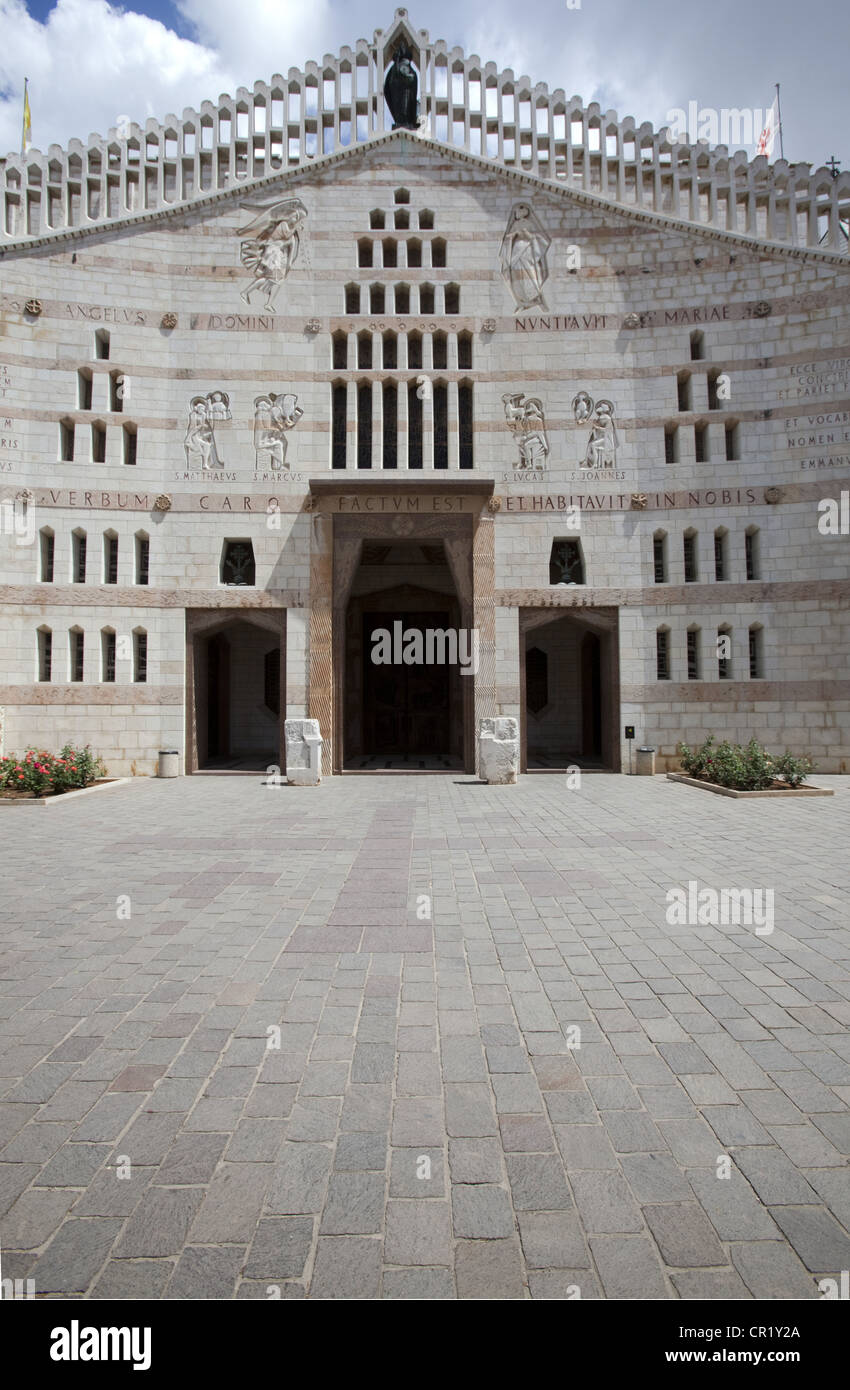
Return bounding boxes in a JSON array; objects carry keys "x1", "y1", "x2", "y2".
[
  {"x1": 503, "y1": 392, "x2": 549, "y2": 468},
  {"x1": 574, "y1": 395, "x2": 619, "y2": 468},
  {"x1": 253, "y1": 392, "x2": 304, "y2": 470},
  {"x1": 499, "y1": 203, "x2": 551, "y2": 312},
  {"x1": 238, "y1": 198, "x2": 307, "y2": 312},
  {"x1": 184, "y1": 391, "x2": 231, "y2": 470}
]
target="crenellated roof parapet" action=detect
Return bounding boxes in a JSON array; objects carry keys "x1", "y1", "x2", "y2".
[{"x1": 2, "y1": 8, "x2": 847, "y2": 253}]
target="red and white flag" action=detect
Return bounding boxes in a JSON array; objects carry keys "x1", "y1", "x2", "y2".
[{"x1": 757, "y1": 96, "x2": 780, "y2": 158}]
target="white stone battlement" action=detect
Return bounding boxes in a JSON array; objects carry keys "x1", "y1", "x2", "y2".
[{"x1": 2, "y1": 9, "x2": 848, "y2": 252}]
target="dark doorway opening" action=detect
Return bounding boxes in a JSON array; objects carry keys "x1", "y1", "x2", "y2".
[
  {"x1": 521, "y1": 608, "x2": 619, "y2": 771},
  {"x1": 342, "y1": 540, "x2": 468, "y2": 771},
  {"x1": 362, "y1": 611, "x2": 451, "y2": 756},
  {"x1": 189, "y1": 615, "x2": 285, "y2": 772}
]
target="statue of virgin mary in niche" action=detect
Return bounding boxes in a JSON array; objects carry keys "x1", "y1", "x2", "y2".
[{"x1": 499, "y1": 203, "x2": 551, "y2": 312}]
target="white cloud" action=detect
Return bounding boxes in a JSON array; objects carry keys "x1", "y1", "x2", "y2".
[{"x1": 0, "y1": 0, "x2": 332, "y2": 159}]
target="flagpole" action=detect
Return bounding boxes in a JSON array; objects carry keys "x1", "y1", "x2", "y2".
[
  {"x1": 21, "y1": 77, "x2": 29, "y2": 156},
  {"x1": 775, "y1": 82, "x2": 784, "y2": 161}
]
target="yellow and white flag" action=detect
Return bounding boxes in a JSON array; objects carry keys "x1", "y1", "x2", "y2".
[{"x1": 21, "y1": 79, "x2": 32, "y2": 155}]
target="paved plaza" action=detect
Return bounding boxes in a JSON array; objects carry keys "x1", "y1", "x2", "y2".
[{"x1": 1, "y1": 772, "x2": 849, "y2": 1301}]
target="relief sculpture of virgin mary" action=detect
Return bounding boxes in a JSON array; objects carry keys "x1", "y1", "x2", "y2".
[{"x1": 499, "y1": 203, "x2": 551, "y2": 312}]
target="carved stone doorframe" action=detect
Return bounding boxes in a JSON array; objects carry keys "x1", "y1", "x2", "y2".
[
  {"x1": 185, "y1": 607, "x2": 286, "y2": 774},
  {"x1": 308, "y1": 507, "x2": 493, "y2": 774}
]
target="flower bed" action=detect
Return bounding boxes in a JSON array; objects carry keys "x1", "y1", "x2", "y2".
[
  {"x1": 0, "y1": 745, "x2": 107, "y2": 798},
  {"x1": 669, "y1": 736, "x2": 832, "y2": 797}
]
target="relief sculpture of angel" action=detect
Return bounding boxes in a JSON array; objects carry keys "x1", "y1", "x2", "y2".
[
  {"x1": 238, "y1": 198, "x2": 307, "y2": 311},
  {"x1": 253, "y1": 393, "x2": 304, "y2": 471},
  {"x1": 499, "y1": 203, "x2": 551, "y2": 312}
]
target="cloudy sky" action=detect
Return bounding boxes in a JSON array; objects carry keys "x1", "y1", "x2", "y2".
[{"x1": 1, "y1": 0, "x2": 846, "y2": 172}]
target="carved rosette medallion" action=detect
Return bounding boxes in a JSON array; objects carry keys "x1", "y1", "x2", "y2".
[
  {"x1": 630, "y1": 493, "x2": 648, "y2": 510},
  {"x1": 764, "y1": 486, "x2": 783, "y2": 504},
  {"x1": 752, "y1": 301, "x2": 772, "y2": 318},
  {"x1": 24, "y1": 299, "x2": 43, "y2": 316},
  {"x1": 487, "y1": 496, "x2": 502, "y2": 513},
  {"x1": 161, "y1": 312, "x2": 178, "y2": 329},
  {"x1": 153, "y1": 494, "x2": 173, "y2": 512}
]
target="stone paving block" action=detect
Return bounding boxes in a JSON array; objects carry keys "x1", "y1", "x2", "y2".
[
  {"x1": 189, "y1": 1163, "x2": 269, "y2": 1243},
  {"x1": 73, "y1": 1165, "x2": 154, "y2": 1218},
  {"x1": 156, "y1": 1132, "x2": 228, "y2": 1185},
  {"x1": 444, "y1": 1084, "x2": 498, "y2": 1138},
  {"x1": 33, "y1": 1218, "x2": 125, "y2": 1293},
  {"x1": 554, "y1": 1124, "x2": 618, "y2": 1171},
  {"x1": 455, "y1": 1238, "x2": 525, "y2": 1299},
  {"x1": 381, "y1": 1268, "x2": 456, "y2": 1300},
  {"x1": 447, "y1": 1138, "x2": 503, "y2": 1185},
  {"x1": 115, "y1": 1186, "x2": 203, "y2": 1257},
  {"x1": 0, "y1": 1162, "x2": 40, "y2": 1216},
  {"x1": 570, "y1": 1172, "x2": 643, "y2": 1234},
  {"x1": 686, "y1": 1168, "x2": 780, "y2": 1241},
  {"x1": 505, "y1": 1153, "x2": 572, "y2": 1211},
  {"x1": 310, "y1": 1237, "x2": 382, "y2": 1299},
  {"x1": 517, "y1": 1211, "x2": 589, "y2": 1269},
  {"x1": 602, "y1": 1111, "x2": 666, "y2": 1154},
  {"x1": 498, "y1": 1114, "x2": 554, "y2": 1152},
  {"x1": 245, "y1": 1217, "x2": 314, "y2": 1280},
  {"x1": 642, "y1": 1202, "x2": 727, "y2": 1268},
  {"x1": 490, "y1": 1074, "x2": 545, "y2": 1114},
  {"x1": 334, "y1": 1131, "x2": 387, "y2": 1172},
  {"x1": 732, "y1": 1146, "x2": 821, "y2": 1206},
  {"x1": 768, "y1": 1205, "x2": 850, "y2": 1274},
  {"x1": 1, "y1": 1188, "x2": 77, "y2": 1249},
  {"x1": 702, "y1": 1105, "x2": 773, "y2": 1146},
  {"x1": 167, "y1": 1246, "x2": 246, "y2": 1300},
  {"x1": 619, "y1": 1153, "x2": 693, "y2": 1204},
  {"x1": 37, "y1": 1142, "x2": 110, "y2": 1187},
  {"x1": 92, "y1": 1260, "x2": 172, "y2": 1300},
  {"x1": 671, "y1": 1270, "x2": 752, "y2": 1300},
  {"x1": 589, "y1": 1235, "x2": 668, "y2": 1299},
  {"x1": 451, "y1": 1184, "x2": 514, "y2": 1238},
  {"x1": 0, "y1": 1122, "x2": 76, "y2": 1164},
  {"x1": 730, "y1": 1241, "x2": 820, "y2": 1299},
  {"x1": 266, "y1": 1144, "x2": 332, "y2": 1215},
  {"x1": 226, "y1": 1117, "x2": 287, "y2": 1162},
  {"x1": 320, "y1": 1172, "x2": 385, "y2": 1235},
  {"x1": 384, "y1": 1200, "x2": 453, "y2": 1265}
]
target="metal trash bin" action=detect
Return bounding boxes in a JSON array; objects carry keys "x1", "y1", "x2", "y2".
[
  {"x1": 636, "y1": 746, "x2": 656, "y2": 776},
  {"x1": 157, "y1": 749, "x2": 180, "y2": 778}
]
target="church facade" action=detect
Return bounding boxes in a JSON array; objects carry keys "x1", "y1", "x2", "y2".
[{"x1": 1, "y1": 9, "x2": 848, "y2": 777}]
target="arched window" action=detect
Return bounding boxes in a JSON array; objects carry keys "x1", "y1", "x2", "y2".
[
  {"x1": 37, "y1": 627, "x2": 52, "y2": 682},
  {"x1": 749, "y1": 625, "x2": 763, "y2": 679},
  {"x1": 394, "y1": 283, "x2": 410, "y2": 314},
  {"x1": 653, "y1": 530, "x2": 667, "y2": 583},
  {"x1": 357, "y1": 331, "x2": 372, "y2": 370},
  {"x1": 91, "y1": 421, "x2": 107, "y2": 463},
  {"x1": 357, "y1": 383, "x2": 371, "y2": 468},
  {"x1": 717, "y1": 625, "x2": 732, "y2": 680},
  {"x1": 394, "y1": 208, "x2": 409, "y2": 230},
  {"x1": 357, "y1": 238, "x2": 372, "y2": 268},
  {"x1": 677, "y1": 371, "x2": 692, "y2": 411},
  {"x1": 369, "y1": 209, "x2": 385, "y2": 229},
  {"x1": 683, "y1": 529, "x2": 698, "y2": 582},
  {"x1": 39, "y1": 528, "x2": 54, "y2": 582},
  {"x1": 457, "y1": 331, "x2": 472, "y2": 370},
  {"x1": 444, "y1": 283, "x2": 460, "y2": 314},
  {"x1": 332, "y1": 331, "x2": 348, "y2": 370},
  {"x1": 345, "y1": 282, "x2": 361, "y2": 314},
  {"x1": 70, "y1": 627, "x2": 85, "y2": 682},
  {"x1": 745, "y1": 526, "x2": 760, "y2": 580},
  {"x1": 72, "y1": 529, "x2": 87, "y2": 584},
  {"x1": 419, "y1": 283, "x2": 435, "y2": 314},
  {"x1": 369, "y1": 284, "x2": 385, "y2": 314},
  {"x1": 133, "y1": 628, "x2": 148, "y2": 683},
  {"x1": 382, "y1": 238, "x2": 397, "y2": 269},
  {"x1": 431, "y1": 237, "x2": 447, "y2": 267},
  {"x1": 686, "y1": 626, "x2": 700, "y2": 680},
  {"x1": 714, "y1": 528, "x2": 728, "y2": 581},
  {"x1": 382, "y1": 333, "x2": 397, "y2": 369},
  {"x1": 418, "y1": 208, "x2": 434, "y2": 230},
  {"x1": 220, "y1": 540, "x2": 256, "y2": 586},
  {"x1": 135, "y1": 532, "x2": 149, "y2": 585},
  {"x1": 407, "y1": 331, "x2": 423, "y2": 370},
  {"x1": 101, "y1": 627, "x2": 117, "y2": 682},
  {"x1": 394, "y1": 187, "x2": 410, "y2": 204},
  {"x1": 331, "y1": 382, "x2": 347, "y2": 469},
  {"x1": 549, "y1": 539, "x2": 585, "y2": 586},
  {"x1": 690, "y1": 329, "x2": 704, "y2": 360},
  {"x1": 407, "y1": 237, "x2": 422, "y2": 267},
  {"x1": 432, "y1": 332, "x2": 447, "y2": 369},
  {"x1": 656, "y1": 627, "x2": 670, "y2": 680},
  {"x1": 103, "y1": 531, "x2": 118, "y2": 584}
]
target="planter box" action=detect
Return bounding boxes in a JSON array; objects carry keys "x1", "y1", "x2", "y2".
[
  {"x1": 0, "y1": 777, "x2": 131, "y2": 806},
  {"x1": 667, "y1": 773, "x2": 834, "y2": 799}
]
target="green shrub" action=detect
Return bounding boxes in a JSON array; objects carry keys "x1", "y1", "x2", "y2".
[{"x1": 676, "y1": 736, "x2": 814, "y2": 790}]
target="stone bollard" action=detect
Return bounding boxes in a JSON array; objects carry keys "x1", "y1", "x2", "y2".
[
  {"x1": 636, "y1": 746, "x2": 656, "y2": 776},
  {"x1": 285, "y1": 719, "x2": 323, "y2": 785},
  {"x1": 157, "y1": 749, "x2": 179, "y2": 778},
  {"x1": 478, "y1": 717, "x2": 519, "y2": 784}
]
